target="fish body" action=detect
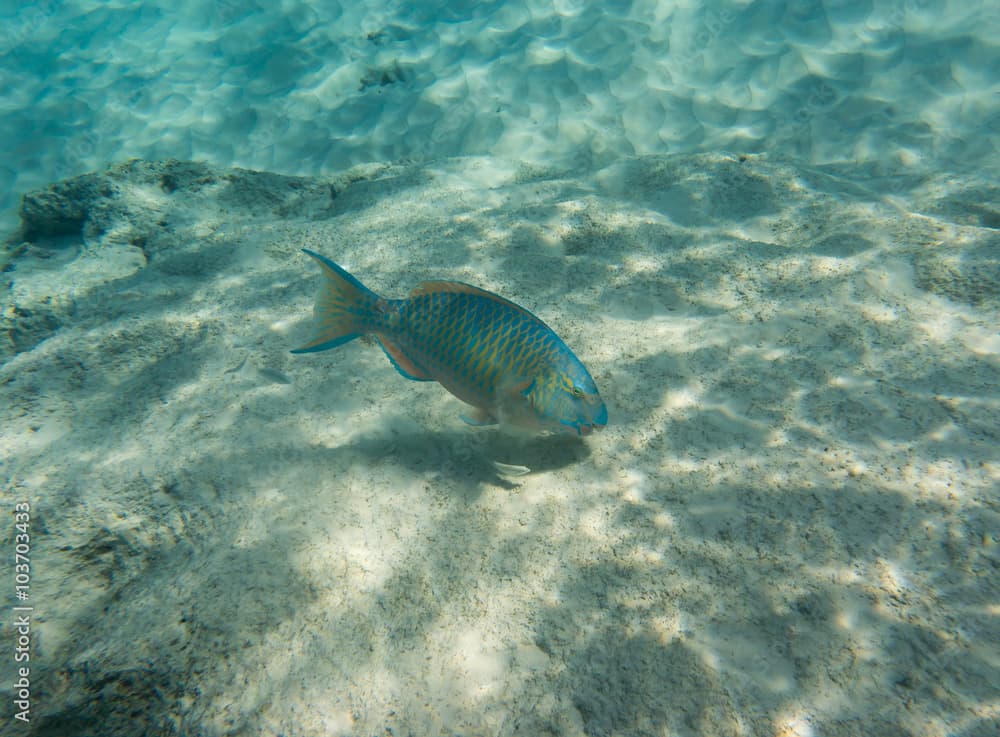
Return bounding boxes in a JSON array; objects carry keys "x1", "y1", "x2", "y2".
[{"x1": 292, "y1": 249, "x2": 607, "y2": 436}]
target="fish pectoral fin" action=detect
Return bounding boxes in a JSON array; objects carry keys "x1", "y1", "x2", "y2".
[
  {"x1": 375, "y1": 335, "x2": 435, "y2": 381},
  {"x1": 499, "y1": 376, "x2": 535, "y2": 398},
  {"x1": 497, "y1": 376, "x2": 536, "y2": 411},
  {"x1": 461, "y1": 379, "x2": 534, "y2": 427},
  {"x1": 460, "y1": 407, "x2": 498, "y2": 426},
  {"x1": 495, "y1": 377, "x2": 541, "y2": 428}
]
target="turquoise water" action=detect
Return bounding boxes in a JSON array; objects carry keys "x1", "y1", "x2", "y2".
[
  {"x1": 1, "y1": 1, "x2": 996, "y2": 234},
  {"x1": 1, "y1": 3, "x2": 998, "y2": 737}
]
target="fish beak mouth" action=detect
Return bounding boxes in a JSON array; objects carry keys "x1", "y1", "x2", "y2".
[
  {"x1": 583, "y1": 405, "x2": 608, "y2": 436},
  {"x1": 577, "y1": 421, "x2": 605, "y2": 437},
  {"x1": 564, "y1": 404, "x2": 607, "y2": 437}
]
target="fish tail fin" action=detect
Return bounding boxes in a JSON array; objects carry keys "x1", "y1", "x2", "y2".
[{"x1": 291, "y1": 249, "x2": 382, "y2": 354}]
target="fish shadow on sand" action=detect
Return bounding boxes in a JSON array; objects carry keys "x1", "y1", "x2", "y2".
[{"x1": 308, "y1": 421, "x2": 593, "y2": 496}]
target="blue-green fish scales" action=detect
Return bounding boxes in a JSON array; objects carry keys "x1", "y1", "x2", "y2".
[{"x1": 292, "y1": 249, "x2": 607, "y2": 436}]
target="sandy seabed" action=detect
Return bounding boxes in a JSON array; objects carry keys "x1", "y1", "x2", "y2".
[{"x1": 1, "y1": 154, "x2": 998, "y2": 736}]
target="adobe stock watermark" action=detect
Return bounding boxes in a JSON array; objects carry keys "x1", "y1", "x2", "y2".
[
  {"x1": 414, "y1": 122, "x2": 456, "y2": 162},
  {"x1": 792, "y1": 77, "x2": 841, "y2": 127},
  {"x1": 53, "y1": 131, "x2": 100, "y2": 181},
  {"x1": 553, "y1": 0, "x2": 587, "y2": 14},
  {"x1": 882, "y1": 0, "x2": 936, "y2": 30},
  {"x1": 11, "y1": 501, "x2": 33, "y2": 725},
  {"x1": 215, "y1": 0, "x2": 262, "y2": 25},
  {"x1": 678, "y1": 6, "x2": 739, "y2": 66},
  {"x1": 247, "y1": 113, "x2": 286, "y2": 166}
]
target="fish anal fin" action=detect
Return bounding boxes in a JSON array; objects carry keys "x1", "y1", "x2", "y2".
[
  {"x1": 376, "y1": 334, "x2": 434, "y2": 381},
  {"x1": 460, "y1": 407, "x2": 498, "y2": 426}
]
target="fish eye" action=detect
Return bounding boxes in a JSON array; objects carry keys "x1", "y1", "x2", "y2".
[{"x1": 571, "y1": 387, "x2": 584, "y2": 398}]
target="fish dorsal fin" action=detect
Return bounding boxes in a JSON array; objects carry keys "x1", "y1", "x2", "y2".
[
  {"x1": 410, "y1": 281, "x2": 541, "y2": 322},
  {"x1": 375, "y1": 334, "x2": 435, "y2": 381}
]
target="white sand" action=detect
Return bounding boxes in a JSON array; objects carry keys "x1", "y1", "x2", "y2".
[{"x1": 1, "y1": 153, "x2": 997, "y2": 736}]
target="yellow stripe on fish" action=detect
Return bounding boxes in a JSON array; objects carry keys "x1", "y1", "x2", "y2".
[{"x1": 291, "y1": 249, "x2": 607, "y2": 436}]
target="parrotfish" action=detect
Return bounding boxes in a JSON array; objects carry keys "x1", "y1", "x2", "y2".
[{"x1": 291, "y1": 249, "x2": 608, "y2": 436}]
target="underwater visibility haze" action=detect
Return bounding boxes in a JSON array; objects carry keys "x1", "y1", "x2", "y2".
[{"x1": 0, "y1": 1, "x2": 997, "y2": 736}]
